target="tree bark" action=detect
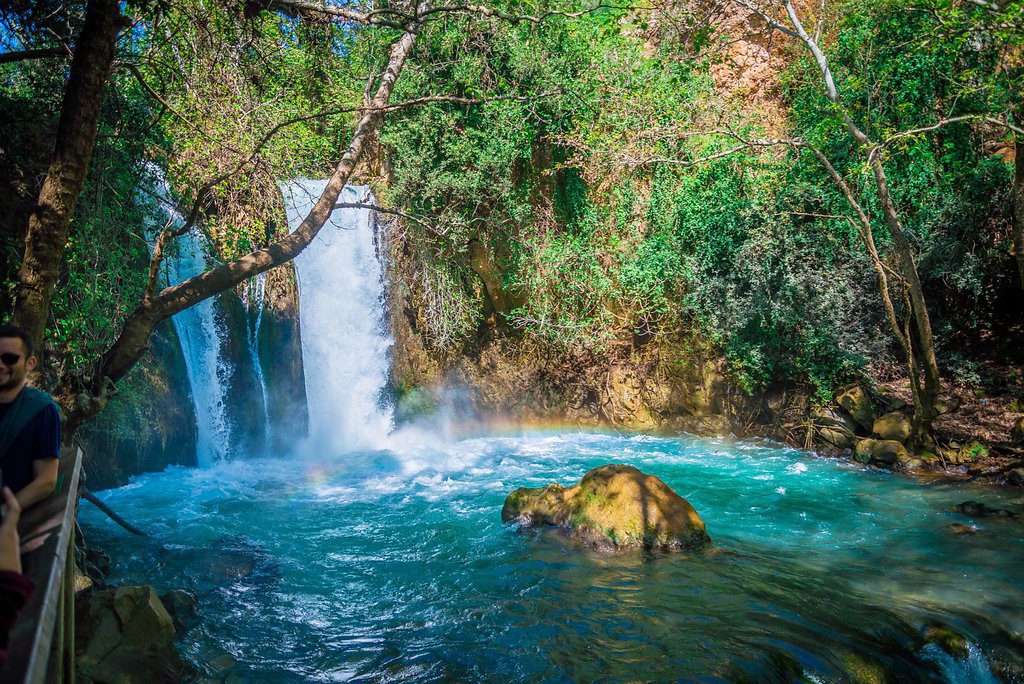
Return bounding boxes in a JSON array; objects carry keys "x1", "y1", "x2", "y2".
[
  {"x1": 12, "y1": 0, "x2": 122, "y2": 347},
  {"x1": 1013, "y1": 137, "x2": 1024, "y2": 290},
  {"x1": 870, "y1": 159, "x2": 942, "y2": 439},
  {"x1": 62, "y1": 11, "x2": 424, "y2": 434}
]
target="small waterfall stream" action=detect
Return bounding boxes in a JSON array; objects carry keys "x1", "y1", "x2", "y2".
[
  {"x1": 163, "y1": 233, "x2": 233, "y2": 465},
  {"x1": 283, "y1": 181, "x2": 393, "y2": 452},
  {"x1": 245, "y1": 272, "x2": 272, "y2": 457},
  {"x1": 146, "y1": 168, "x2": 233, "y2": 465}
]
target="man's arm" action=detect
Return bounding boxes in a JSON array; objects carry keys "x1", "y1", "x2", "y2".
[{"x1": 14, "y1": 458, "x2": 58, "y2": 510}]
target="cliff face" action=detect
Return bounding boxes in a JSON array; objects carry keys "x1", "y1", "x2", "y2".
[
  {"x1": 255, "y1": 262, "x2": 309, "y2": 457},
  {"x1": 384, "y1": 221, "x2": 747, "y2": 434},
  {"x1": 78, "y1": 320, "x2": 198, "y2": 490}
]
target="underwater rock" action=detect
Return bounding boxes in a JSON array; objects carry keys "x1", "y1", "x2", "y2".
[
  {"x1": 76, "y1": 585, "x2": 194, "y2": 683},
  {"x1": 839, "y1": 651, "x2": 892, "y2": 684},
  {"x1": 836, "y1": 384, "x2": 876, "y2": 432},
  {"x1": 922, "y1": 624, "x2": 970, "y2": 660},
  {"x1": 952, "y1": 501, "x2": 1017, "y2": 519},
  {"x1": 947, "y1": 523, "x2": 978, "y2": 535},
  {"x1": 501, "y1": 464, "x2": 711, "y2": 551},
  {"x1": 873, "y1": 411, "x2": 912, "y2": 442}
]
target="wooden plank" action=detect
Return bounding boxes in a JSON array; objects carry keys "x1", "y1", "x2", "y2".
[{"x1": 1, "y1": 447, "x2": 83, "y2": 684}]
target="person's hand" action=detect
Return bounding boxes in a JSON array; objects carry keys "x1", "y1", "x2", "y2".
[{"x1": 0, "y1": 487, "x2": 23, "y2": 573}]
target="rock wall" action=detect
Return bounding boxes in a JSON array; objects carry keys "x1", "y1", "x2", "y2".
[
  {"x1": 214, "y1": 287, "x2": 268, "y2": 458},
  {"x1": 255, "y1": 262, "x2": 309, "y2": 456},
  {"x1": 385, "y1": 227, "x2": 746, "y2": 434},
  {"x1": 81, "y1": 262, "x2": 308, "y2": 485},
  {"x1": 78, "y1": 320, "x2": 198, "y2": 490}
]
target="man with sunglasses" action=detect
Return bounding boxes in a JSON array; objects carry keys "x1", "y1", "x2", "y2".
[{"x1": 0, "y1": 325, "x2": 59, "y2": 510}]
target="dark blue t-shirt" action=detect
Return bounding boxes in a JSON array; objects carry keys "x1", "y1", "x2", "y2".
[{"x1": 0, "y1": 402, "x2": 60, "y2": 493}]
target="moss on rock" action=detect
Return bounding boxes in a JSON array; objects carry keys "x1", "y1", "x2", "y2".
[{"x1": 502, "y1": 463, "x2": 710, "y2": 551}]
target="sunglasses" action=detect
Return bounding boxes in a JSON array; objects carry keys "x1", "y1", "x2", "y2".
[{"x1": 0, "y1": 353, "x2": 22, "y2": 366}]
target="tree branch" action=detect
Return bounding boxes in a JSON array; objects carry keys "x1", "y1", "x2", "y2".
[
  {"x1": 333, "y1": 202, "x2": 438, "y2": 230},
  {"x1": 0, "y1": 47, "x2": 72, "y2": 64},
  {"x1": 86, "y1": 3, "x2": 431, "y2": 418}
]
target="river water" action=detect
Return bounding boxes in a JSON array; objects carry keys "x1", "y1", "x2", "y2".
[
  {"x1": 79, "y1": 431, "x2": 1024, "y2": 682},
  {"x1": 85, "y1": 183, "x2": 1023, "y2": 681}
]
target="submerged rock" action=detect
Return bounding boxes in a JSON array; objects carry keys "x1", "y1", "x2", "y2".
[
  {"x1": 76, "y1": 585, "x2": 194, "y2": 683},
  {"x1": 922, "y1": 624, "x2": 970, "y2": 660},
  {"x1": 502, "y1": 464, "x2": 710, "y2": 550},
  {"x1": 952, "y1": 500, "x2": 1017, "y2": 519},
  {"x1": 839, "y1": 651, "x2": 891, "y2": 684}
]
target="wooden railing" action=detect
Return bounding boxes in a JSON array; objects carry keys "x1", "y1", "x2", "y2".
[{"x1": 1, "y1": 447, "x2": 83, "y2": 684}]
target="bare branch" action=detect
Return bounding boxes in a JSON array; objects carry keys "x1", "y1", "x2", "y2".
[
  {"x1": 261, "y1": 0, "x2": 407, "y2": 29},
  {"x1": 876, "y1": 114, "x2": 1024, "y2": 158},
  {"x1": 333, "y1": 202, "x2": 437, "y2": 230},
  {"x1": 0, "y1": 47, "x2": 71, "y2": 64},
  {"x1": 416, "y1": 2, "x2": 652, "y2": 24}
]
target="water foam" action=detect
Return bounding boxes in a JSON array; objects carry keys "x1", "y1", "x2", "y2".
[{"x1": 284, "y1": 181, "x2": 394, "y2": 454}]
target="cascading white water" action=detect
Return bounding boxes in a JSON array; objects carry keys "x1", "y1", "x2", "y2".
[
  {"x1": 144, "y1": 167, "x2": 233, "y2": 465},
  {"x1": 284, "y1": 181, "x2": 394, "y2": 452},
  {"x1": 164, "y1": 235, "x2": 233, "y2": 465},
  {"x1": 245, "y1": 272, "x2": 272, "y2": 457}
]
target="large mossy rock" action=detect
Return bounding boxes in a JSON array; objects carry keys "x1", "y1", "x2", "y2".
[
  {"x1": 76, "y1": 585, "x2": 194, "y2": 683},
  {"x1": 502, "y1": 464, "x2": 711, "y2": 550},
  {"x1": 836, "y1": 384, "x2": 876, "y2": 432},
  {"x1": 813, "y1": 408, "x2": 858, "y2": 449},
  {"x1": 872, "y1": 411, "x2": 912, "y2": 442},
  {"x1": 854, "y1": 438, "x2": 925, "y2": 470}
]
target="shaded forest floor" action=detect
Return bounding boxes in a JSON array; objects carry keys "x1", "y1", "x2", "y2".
[{"x1": 875, "y1": 359, "x2": 1024, "y2": 482}]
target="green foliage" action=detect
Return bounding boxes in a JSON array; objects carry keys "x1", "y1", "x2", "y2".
[{"x1": 2, "y1": 0, "x2": 1018, "y2": 408}]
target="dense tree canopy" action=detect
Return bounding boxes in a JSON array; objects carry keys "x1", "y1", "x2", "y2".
[{"x1": 0, "y1": 0, "x2": 1020, "y2": 439}]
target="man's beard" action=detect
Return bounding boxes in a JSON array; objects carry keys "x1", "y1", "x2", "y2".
[{"x1": 0, "y1": 370, "x2": 24, "y2": 392}]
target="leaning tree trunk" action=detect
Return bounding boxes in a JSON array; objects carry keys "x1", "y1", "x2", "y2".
[
  {"x1": 61, "y1": 12, "x2": 424, "y2": 435},
  {"x1": 13, "y1": 0, "x2": 122, "y2": 346},
  {"x1": 736, "y1": 0, "x2": 943, "y2": 446}
]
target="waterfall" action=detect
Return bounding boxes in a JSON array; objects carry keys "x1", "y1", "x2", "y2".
[
  {"x1": 284, "y1": 181, "x2": 394, "y2": 452},
  {"x1": 164, "y1": 233, "x2": 233, "y2": 465},
  {"x1": 245, "y1": 272, "x2": 272, "y2": 457},
  {"x1": 143, "y1": 168, "x2": 233, "y2": 465}
]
